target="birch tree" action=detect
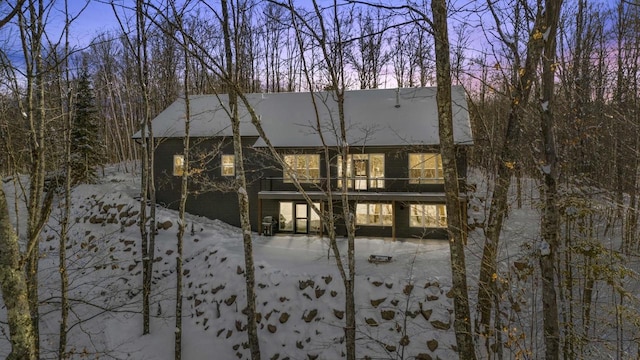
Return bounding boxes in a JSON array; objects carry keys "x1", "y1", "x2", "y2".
[
  {"x1": 220, "y1": 0, "x2": 261, "y2": 357},
  {"x1": 0, "y1": 188, "x2": 37, "y2": 360}
]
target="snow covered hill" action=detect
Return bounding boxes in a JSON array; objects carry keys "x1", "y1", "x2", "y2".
[{"x1": 1, "y1": 166, "x2": 459, "y2": 359}]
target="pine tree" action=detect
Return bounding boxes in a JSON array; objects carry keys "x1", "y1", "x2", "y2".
[{"x1": 71, "y1": 63, "x2": 100, "y2": 184}]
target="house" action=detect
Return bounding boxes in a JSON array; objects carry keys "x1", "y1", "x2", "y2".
[{"x1": 135, "y1": 86, "x2": 473, "y2": 240}]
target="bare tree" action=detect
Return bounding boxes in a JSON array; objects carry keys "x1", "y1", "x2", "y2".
[
  {"x1": 111, "y1": 0, "x2": 159, "y2": 334},
  {"x1": 221, "y1": 0, "x2": 262, "y2": 357},
  {"x1": 537, "y1": 1, "x2": 563, "y2": 358},
  {"x1": 430, "y1": 0, "x2": 476, "y2": 357},
  {"x1": 346, "y1": 8, "x2": 390, "y2": 89},
  {"x1": 475, "y1": 0, "x2": 558, "y2": 348},
  {"x1": 0, "y1": 187, "x2": 37, "y2": 360}
]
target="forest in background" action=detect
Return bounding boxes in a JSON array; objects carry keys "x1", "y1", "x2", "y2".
[{"x1": 1, "y1": 0, "x2": 639, "y2": 359}]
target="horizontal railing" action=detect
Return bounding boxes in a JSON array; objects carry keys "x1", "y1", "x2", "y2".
[{"x1": 259, "y1": 177, "x2": 446, "y2": 193}]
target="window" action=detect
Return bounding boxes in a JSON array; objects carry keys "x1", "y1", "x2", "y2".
[
  {"x1": 356, "y1": 203, "x2": 393, "y2": 226},
  {"x1": 409, "y1": 153, "x2": 443, "y2": 184},
  {"x1": 279, "y1": 202, "x2": 294, "y2": 231},
  {"x1": 173, "y1": 155, "x2": 184, "y2": 176},
  {"x1": 337, "y1": 154, "x2": 385, "y2": 189},
  {"x1": 283, "y1": 154, "x2": 320, "y2": 183},
  {"x1": 221, "y1": 155, "x2": 235, "y2": 176},
  {"x1": 410, "y1": 204, "x2": 447, "y2": 228}
]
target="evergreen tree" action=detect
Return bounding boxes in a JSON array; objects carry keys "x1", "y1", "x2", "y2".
[{"x1": 71, "y1": 63, "x2": 100, "y2": 183}]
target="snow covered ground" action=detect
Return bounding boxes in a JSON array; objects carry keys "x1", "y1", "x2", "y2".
[
  {"x1": 2, "y1": 165, "x2": 637, "y2": 359},
  {"x1": 1, "y1": 165, "x2": 462, "y2": 359}
]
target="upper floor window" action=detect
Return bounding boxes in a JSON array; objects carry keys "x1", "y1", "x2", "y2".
[
  {"x1": 409, "y1": 153, "x2": 443, "y2": 184},
  {"x1": 283, "y1": 154, "x2": 320, "y2": 183},
  {"x1": 221, "y1": 155, "x2": 235, "y2": 176},
  {"x1": 356, "y1": 203, "x2": 393, "y2": 226},
  {"x1": 173, "y1": 155, "x2": 184, "y2": 176},
  {"x1": 410, "y1": 204, "x2": 447, "y2": 228},
  {"x1": 337, "y1": 154, "x2": 385, "y2": 189}
]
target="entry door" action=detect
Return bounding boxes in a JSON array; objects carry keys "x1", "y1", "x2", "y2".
[
  {"x1": 295, "y1": 203, "x2": 308, "y2": 233},
  {"x1": 354, "y1": 159, "x2": 369, "y2": 190}
]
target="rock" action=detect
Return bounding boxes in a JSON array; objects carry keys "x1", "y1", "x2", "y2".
[
  {"x1": 365, "y1": 318, "x2": 378, "y2": 327},
  {"x1": 322, "y1": 275, "x2": 332, "y2": 284},
  {"x1": 381, "y1": 310, "x2": 395, "y2": 321},
  {"x1": 296, "y1": 341, "x2": 303, "y2": 349},
  {"x1": 237, "y1": 266, "x2": 244, "y2": 274},
  {"x1": 385, "y1": 344, "x2": 396, "y2": 352},
  {"x1": 427, "y1": 339, "x2": 438, "y2": 351},
  {"x1": 299, "y1": 279, "x2": 314, "y2": 290},
  {"x1": 424, "y1": 281, "x2": 440, "y2": 288},
  {"x1": 372, "y1": 281, "x2": 383, "y2": 287},
  {"x1": 330, "y1": 290, "x2": 338, "y2": 297},
  {"x1": 315, "y1": 287, "x2": 325, "y2": 298},
  {"x1": 390, "y1": 299, "x2": 399, "y2": 306},
  {"x1": 225, "y1": 295, "x2": 237, "y2": 306},
  {"x1": 235, "y1": 320, "x2": 244, "y2": 331},
  {"x1": 399, "y1": 335, "x2": 410, "y2": 346},
  {"x1": 268, "y1": 324, "x2": 277, "y2": 333},
  {"x1": 279, "y1": 312, "x2": 289, "y2": 324},
  {"x1": 403, "y1": 284, "x2": 414, "y2": 295},
  {"x1": 419, "y1": 303, "x2": 433, "y2": 321},
  {"x1": 370, "y1": 297, "x2": 386, "y2": 308},
  {"x1": 333, "y1": 309, "x2": 344, "y2": 319},
  {"x1": 431, "y1": 319, "x2": 451, "y2": 330},
  {"x1": 421, "y1": 309, "x2": 433, "y2": 321},
  {"x1": 302, "y1": 309, "x2": 317, "y2": 323}
]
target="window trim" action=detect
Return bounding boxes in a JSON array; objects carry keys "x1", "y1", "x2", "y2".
[
  {"x1": 283, "y1": 154, "x2": 321, "y2": 183},
  {"x1": 337, "y1": 153, "x2": 385, "y2": 189},
  {"x1": 221, "y1": 154, "x2": 235, "y2": 177},
  {"x1": 409, "y1": 153, "x2": 444, "y2": 184}
]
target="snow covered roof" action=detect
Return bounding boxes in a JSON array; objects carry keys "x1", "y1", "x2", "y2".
[{"x1": 133, "y1": 86, "x2": 473, "y2": 147}]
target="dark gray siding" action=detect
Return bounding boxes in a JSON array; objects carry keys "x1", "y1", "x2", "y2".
[
  {"x1": 154, "y1": 136, "x2": 266, "y2": 231},
  {"x1": 155, "y1": 140, "x2": 468, "y2": 238}
]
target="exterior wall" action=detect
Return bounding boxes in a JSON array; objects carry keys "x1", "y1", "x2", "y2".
[
  {"x1": 155, "y1": 138, "x2": 470, "y2": 239},
  {"x1": 154, "y1": 136, "x2": 267, "y2": 231}
]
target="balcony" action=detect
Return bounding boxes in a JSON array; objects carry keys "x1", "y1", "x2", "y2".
[{"x1": 258, "y1": 177, "x2": 451, "y2": 202}]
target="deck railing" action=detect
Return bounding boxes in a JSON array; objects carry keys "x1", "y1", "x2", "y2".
[{"x1": 259, "y1": 177, "x2": 446, "y2": 193}]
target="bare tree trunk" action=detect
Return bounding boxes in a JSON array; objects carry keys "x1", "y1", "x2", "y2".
[
  {"x1": 132, "y1": 0, "x2": 156, "y2": 335},
  {"x1": 538, "y1": 0, "x2": 563, "y2": 358},
  {"x1": 174, "y1": 12, "x2": 191, "y2": 358},
  {"x1": 476, "y1": 1, "x2": 549, "y2": 340},
  {"x1": 58, "y1": 3, "x2": 72, "y2": 356},
  {"x1": 18, "y1": 3, "x2": 52, "y2": 354},
  {"x1": 221, "y1": 1, "x2": 261, "y2": 358},
  {"x1": 0, "y1": 187, "x2": 37, "y2": 360},
  {"x1": 431, "y1": 0, "x2": 476, "y2": 357}
]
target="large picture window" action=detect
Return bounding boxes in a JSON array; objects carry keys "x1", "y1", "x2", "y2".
[
  {"x1": 173, "y1": 155, "x2": 184, "y2": 176},
  {"x1": 410, "y1": 204, "x2": 447, "y2": 228},
  {"x1": 337, "y1": 154, "x2": 385, "y2": 189},
  {"x1": 221, "y1": 155, "x2": 235, "y2": 176},
  {"x1": 356, "y1": 203, "x2": 393, "y2": 226},
  {"x1": 283, "y1": 154, "x2": 320, "y2": 183},
  {"x1": 409, "y1": 153, "x2": 443, "y2": 184}
]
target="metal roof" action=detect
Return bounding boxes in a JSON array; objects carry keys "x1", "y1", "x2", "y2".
[{"x1": 133, "y1": 86, "x2": 473, "y2": 147}]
